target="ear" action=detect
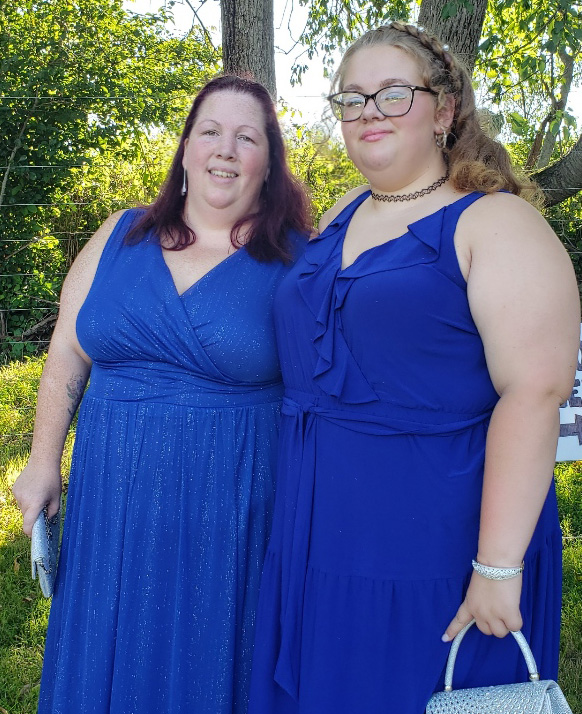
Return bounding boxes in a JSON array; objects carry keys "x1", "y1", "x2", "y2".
[
  {"x1": 434, "y1": 93, "x2": 455, "y2": 132},
  {"x1": 181, "y1": 138, "x2": 189, "y2": 169}
]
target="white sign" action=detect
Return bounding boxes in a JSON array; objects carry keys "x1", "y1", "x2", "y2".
[{"x1": 556, "y1": 324, "x2": 582, "y2": 462}]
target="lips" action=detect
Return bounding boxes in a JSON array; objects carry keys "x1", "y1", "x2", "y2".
[
  {"x1": 209, "y1": 169, "x2": 238, "y2": 178},
  {"x1": 360, "y1": 129, "x2": 391, "y2": 141}
]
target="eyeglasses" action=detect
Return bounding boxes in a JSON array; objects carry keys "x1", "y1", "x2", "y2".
[{"x1": 327, "y1": 85, "x2": 437, "y2": 122}]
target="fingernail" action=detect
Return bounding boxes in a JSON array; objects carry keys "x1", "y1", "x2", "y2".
[{"x1": 441, "y1": 633, "x2": 451, "y2": 642}]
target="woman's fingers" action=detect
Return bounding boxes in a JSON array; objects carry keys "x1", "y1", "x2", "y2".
[
  {"x1": 12, "y1": 465, "x2": 61, "y2": 536},
  {"x1": 442, "y1": 602, "x2": 474, "y2": 642},
  {"x1": 22, "y1": 505, "x2": 43, "y2": 537},
  {"x1": 442, "y1": 573, "x2": 523, "y2": 642}
]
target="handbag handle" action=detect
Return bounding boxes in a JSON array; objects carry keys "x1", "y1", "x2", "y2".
[{"x1": 443, "y1": 619, "x2": 541, "y2": 692}]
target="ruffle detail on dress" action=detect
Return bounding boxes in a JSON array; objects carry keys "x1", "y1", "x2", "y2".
[{"x1": 296, "y1": 193, "x2": 445, "y2": 404}]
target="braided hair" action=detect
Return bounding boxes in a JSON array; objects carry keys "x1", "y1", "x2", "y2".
[{"x1": 332, "y1": 22, "x2": 540, "y2": 201}]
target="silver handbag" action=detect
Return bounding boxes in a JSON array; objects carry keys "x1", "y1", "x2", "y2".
[{"x1": 426, "y1": 619, "x2": 573, "y2": 714}]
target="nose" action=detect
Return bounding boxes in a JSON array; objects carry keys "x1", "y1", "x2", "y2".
[
  {"x1": 216, "y1": 132, "x2": 236, "y2": 160},
  {"x1": 360, "y1": 95, "x2": 384, "y2": 121}
]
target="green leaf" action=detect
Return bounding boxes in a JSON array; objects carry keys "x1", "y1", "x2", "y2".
[{"x1": 507, "y1": 112, "x2": 529, "y2": 136}]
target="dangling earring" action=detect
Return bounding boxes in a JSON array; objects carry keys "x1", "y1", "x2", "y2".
[
  {"x1": 181, "y1": 169, "x2": 188, "y2": 196},
  {"x1": 435, "y1": 130, "x2": 448, "y2": 150}
]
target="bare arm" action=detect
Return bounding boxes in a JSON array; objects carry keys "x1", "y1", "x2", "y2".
[
  {"x1": 12, "y1": 211, "x2": 125, "y2": 535},
  {"x1": 444, "y1": 193, "x2": 580, "y2": 639}
]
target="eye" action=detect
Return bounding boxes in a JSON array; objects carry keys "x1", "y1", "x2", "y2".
[
  {"x1": 238, "y1": 134, "x2": 254, "y2": 143},
  {"x1": 202, "y1": 128, "x2": 219, "y2": 136},
  {"x1": 340, "y1": 93, "x2": 365, "y2": 108},
  {"x1": 378, "y1": 87, "x2": 409, "y2": 103}
]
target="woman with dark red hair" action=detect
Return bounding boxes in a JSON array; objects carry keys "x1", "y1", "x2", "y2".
[{"x1": 13, "y1": 75, "x2": 310, "y2": 714}]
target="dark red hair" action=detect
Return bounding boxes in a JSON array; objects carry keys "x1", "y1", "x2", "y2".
[{"x1": 126, "y1": 75, "x2": 311, "y2": 261}]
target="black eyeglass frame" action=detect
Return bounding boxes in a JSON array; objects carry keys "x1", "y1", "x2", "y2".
[{"x1": 327, "y1": 85, "x2": 438, "y2": 122}]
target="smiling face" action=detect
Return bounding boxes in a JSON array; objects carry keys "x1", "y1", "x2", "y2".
[
  {"x1": 182, "y1": 90, "x2": 270, "y2": 218},
  {"x1": 339, "y1": 44, "x2": 449, "y2": 189}
]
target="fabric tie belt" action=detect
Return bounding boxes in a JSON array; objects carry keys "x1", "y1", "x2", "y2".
[{"x1": 273, "y1": 388, "x2": 492, "y2": 701}]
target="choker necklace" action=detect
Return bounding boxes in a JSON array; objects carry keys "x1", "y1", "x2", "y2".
[{"x1": 371, "y1": 170, "x2": 449, "y2": 202}]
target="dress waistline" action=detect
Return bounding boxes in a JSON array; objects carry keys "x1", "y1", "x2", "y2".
[{"x1": 86, "y1": 364, "x2": 284, "y2": 408}]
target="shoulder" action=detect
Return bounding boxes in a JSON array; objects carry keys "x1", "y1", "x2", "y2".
[
  {"x1": 85, "y1": 209, "x2": 130, "y2": 250},
  {"x1": 459, "y1": 192, "x2": 554, "y2": 243},
  {"x1": 451, "y1": 191, "x2": 574, "y2": 286},
  {"x1": 318, "y1": 184, "x2": 370, "y2": 233},
  {"x1": 456, "y1": 191, "x2": 568, "y2": 262},
  {"x1": 63, "y1": 210, "x2": 130, "y2": 291}
]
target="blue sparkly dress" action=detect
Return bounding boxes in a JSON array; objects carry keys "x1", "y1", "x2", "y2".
[
  {"x1": 38, "y1": 209, "x2": 303, "y2": 714},
  {"x1": 248, "y1": 192, "x2": 563, "y2": 714}
]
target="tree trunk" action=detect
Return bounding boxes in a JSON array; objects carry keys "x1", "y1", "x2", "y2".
[
  {"x1": 221, "y1": 0, "x2": 276, "y2": 98},
  {"x1": 418, "y1": 0, "x2": 487, "y2": 74}
]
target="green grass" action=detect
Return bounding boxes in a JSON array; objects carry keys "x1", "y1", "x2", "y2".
[
  {"x1": 1, "y1": 357, "x2": 581, "y2": 713},
  {"x1": 555, "y1": 461, "x2": 582, "y2": 708},
  {"x1": 0, "y1": 357, "x2": 74, "y2": 714}
]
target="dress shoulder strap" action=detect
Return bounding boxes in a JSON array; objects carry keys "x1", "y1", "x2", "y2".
[
  {"x1": 85, "y1": 208, "x2": 148, "y2": 297},
  {"x1": 94, "y1": 208, "x2": 146, "y2": 269},
  {"x1": 438, "y1": 192, "x2": 487, "y2": 287},
  {"x1": 325, "y1": 189, "x2": 371, "y2": 230}
]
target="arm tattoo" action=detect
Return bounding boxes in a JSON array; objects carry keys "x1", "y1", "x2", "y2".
[{"x1": 66, "y1": 374, "x2": 87, "y2": 418}]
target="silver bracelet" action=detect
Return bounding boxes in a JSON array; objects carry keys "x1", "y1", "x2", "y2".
[{"x1": 471, "y1": 559, "x2": 524, "y2": 581}]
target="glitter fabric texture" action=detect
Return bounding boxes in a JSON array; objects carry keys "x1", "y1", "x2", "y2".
[{"x1": 38, "y1": 209, "x2": 302, "y2": 714}]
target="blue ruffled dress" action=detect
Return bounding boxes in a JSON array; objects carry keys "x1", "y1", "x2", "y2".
[
  {"x1": 248, "y1": 192, "x2": 562, "y2": 714},
  {"x1": 38, "y1": 210, "x2": 303, "y2": 714}
]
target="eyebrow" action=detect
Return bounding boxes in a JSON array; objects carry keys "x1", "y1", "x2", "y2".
[
  {"x1": 342, "y1": 78, "x2": 413, "y2": 91},
  {"x1": 197, "y1": 118, "x2": 262, "y2": 133},
  {"x1": 200, "y1": 117, "x2": 258, "y2": 131}
]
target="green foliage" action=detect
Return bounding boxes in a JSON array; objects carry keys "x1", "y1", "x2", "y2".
[
  {"x1": 0, "y1": 0, "x2": 219, "y2": 359},
  {"x1": 468, "y1": 0, "x2": 582, "y2": 186},
  {"x1": 285, "y1": 121, "x2": 365, "y2": 222},
  {"x1": 546, "y1": 195, "x2": 582, "y2": 301},
  {"x1": 292, "y1": 0, "x2": 412, "y2": 82}
]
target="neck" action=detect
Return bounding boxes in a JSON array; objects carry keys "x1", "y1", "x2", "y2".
[
  {"x1": 182, "y1": 199, "x2": 255, "y2": 239},
  {"x1": 369, "y1": 164, "x2": 449, "y2": 203}
]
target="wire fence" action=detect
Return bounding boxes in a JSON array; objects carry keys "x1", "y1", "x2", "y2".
[{"x1": 2, "y1": 145, "x2": 582, "y2": 443}]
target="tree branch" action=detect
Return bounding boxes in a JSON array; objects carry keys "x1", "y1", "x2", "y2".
[
  {"x1": 534, "y1": 134, "x2": 582, "y2": 206},
  {"x1": 181, "y1": 0, "x2": 216, "y2": 48},
  {"x1": 0, "y1": 95, "x2": 38, "y2": 209}
]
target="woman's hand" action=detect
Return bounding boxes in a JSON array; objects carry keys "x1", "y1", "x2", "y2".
[
  {"x1": 442, "y1": 571, "x2": 523, "y2": 641},
  {"x1": 12, "y1": 463, "x2": 62, "y2": 537}
]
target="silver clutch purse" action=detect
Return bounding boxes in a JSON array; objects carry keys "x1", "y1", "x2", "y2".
[
  {"x1": 426, "y1": 620, "x2": 573, "y2": 714},
  {"x1": 31, "y1": 506, "x2": 61, "y2": 598}
]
